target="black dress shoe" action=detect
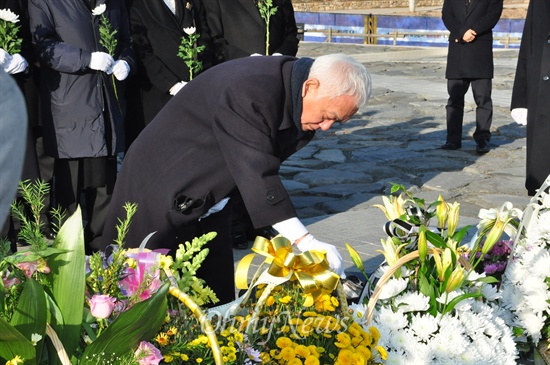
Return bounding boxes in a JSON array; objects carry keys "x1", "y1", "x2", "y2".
[
  {"x1": 441, "y1": 142, "x2": 461, "y2": 150},
  {"x1": 476, "y1": 140, "x2": 490, "y2": 154},
  {"x1": 232, "y1": 233, "x2": 248, "y2": 250}
]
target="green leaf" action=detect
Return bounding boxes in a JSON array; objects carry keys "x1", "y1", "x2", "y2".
[
  {"x1": 0, "y1": 317, "x2": 35, "y2": 364},
  {"x1": 475, "y1": 275, "x2": 500, "y2": 284},
  {"x1": 425, "y1": 230, "x2": 446, "y2": 249},
  {"x1": 80, "y1": 283, "x2": 169, "y2": 363},
  {"x1": 47, "y1": 206, "x2": 86, "y2": 360},
  {"x1": 451, "y1": 225, "x2": 471, "y2": 244},
  {"x1": 442, "y1": 291, "x2": 483, "y2": 315},
  {"x1": 10, "y1": 278, "x2": 47, "y2": 354}
]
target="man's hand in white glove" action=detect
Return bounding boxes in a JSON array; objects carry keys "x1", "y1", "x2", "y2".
[
  {"x1": 0, "y1": 48, "x2": 11, "y2": 67},
  {"x1": 511, "y1": 108, "x2": 527, "y2": 126},
  {"x1": 250, "y1": 53, "x2": 262, "y2": 57},
  {"x1": 169, "y1": 81, "x2": 187, "y2": 96},
  {"x1": 272, "y1": 52, "x2": 283, "y2": 56},
  {"x1": 89, "y1": 52, "x2": 114, "y2": 72},
  {"x1": 296, "y1": 234, "x2": 346, "y2": 278},
  {"x1": 4, "y1": 53, "x2": 28, "y2": 74},
  {"x1": 108, "y1": 60, "x2": 130, "y2": 80}
]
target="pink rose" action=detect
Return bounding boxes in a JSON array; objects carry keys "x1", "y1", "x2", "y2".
[
  {"x1": 135, "y1": 341, "x2": 163, "y2": 365},
  {"x1": 89, "y1": 294, "x2": 116, "y2": 319}
]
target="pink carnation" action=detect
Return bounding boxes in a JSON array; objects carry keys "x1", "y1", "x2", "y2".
[{"x1": 135, "y1": 341, "x2": 163, "y2": 365}]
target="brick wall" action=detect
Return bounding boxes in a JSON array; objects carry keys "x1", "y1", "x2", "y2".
[{"x1": 292, "y1": 0, "x2": 529, "y2": 12}]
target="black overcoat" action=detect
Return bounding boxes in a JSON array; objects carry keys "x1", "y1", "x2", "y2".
[
  {"x1": 102, "y1": 56, "x2": 313, "y2": 251},
  {"x1": 202, "y1": 0, "x2": 299, "y2": 62},
  {"x1": 28, "y1": 0, "x2": 136, "y2": 158},
  {"x1": 129, "y1": 0, "x2": 215, "y2": 124},
  {"x1": 511, "y1": 0, "x2": 550, "y2": 194},
  {"x1": 442, "y1": 0, "x2": 503, "y2": 79}
]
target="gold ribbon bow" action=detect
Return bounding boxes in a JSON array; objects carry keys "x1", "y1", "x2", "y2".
[{"x1": 235, "y1": 235, "x2": 340, "y2": 306}]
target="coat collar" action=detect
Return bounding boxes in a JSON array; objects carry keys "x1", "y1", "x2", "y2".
[{"x1": 238, "y1": 0, "x2": 264, "y2": 27}]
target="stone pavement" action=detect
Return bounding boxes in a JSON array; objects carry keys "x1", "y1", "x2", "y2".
[{"x1": 233, "y1": 42, "x2": 531, "y2": 279}]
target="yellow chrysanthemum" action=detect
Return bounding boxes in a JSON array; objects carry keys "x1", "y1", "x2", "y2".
[
  {"x1": 352, "y1": 352, "x2": 367, "y2": 365},
  {"x1": 196, "y1": 358, "x2": 203, "y2": 363},
  {"x1": 276, "y1": 336, "x2": 293, "y2": 349},
  {"x1": 166, "y1": 326, "x2": 178, "y2": 336},
  {"x1": 5, "y1": 356, "x2": 24, "y2": 365},
  {"x1": 335, "y1": 332, "x2": 352, "y2": 348},
  {"x1": 220, "y1": 329, "x2": 230, "y2": 337},
  {"x1": 289, "y1": 317, "x2": 303, "y2": 326},
  {"x1": 266, "y1": 296, "x2": 275, "y2": 306},
  {"x1": 303, "y1": 311, "x2": 318, "y2": 317},
  {"x1": 294, "y1": 344, "x2": 310, "y2": 358},
  {"x1": 361, "y1": 331, "x2": 373, "y2": 346},
  {"x1": 356, "y1": 345, "x2": 371, "y2": 361},
  {"x1": 304, "y1": 355, "x2": 320, "y2": 365},
  {"x1": 337, "y1": 349, "x2": 354, "y2": 365},
  {"x1": 289, "y1": 358, "x2": 303, "y2": 365},
  {"x1": 279, "y1": 347, "x2": 296, "y2": 361},
  {"x1": 369, "y1": 326, "x2": 380, "y2": 342},
  {"x1": 163, "y1": 354, "x2": 174, "y2": 363},
  {"x1": 180, "y1": 354, "x2": 189, "y2": 361},
  {"x1": 308, "y1": 345, "x2": 321, "y2": 357},
  {"x1": 233, "y1": 332, "x2": 244, "y2": 342},
  {"x1": 279, "y1": 295, "x2": 292, "y2": 304},
  {"x1": 350, "y1": 335, "x2": 363, "y2": 347},
  {"x1": 330, "y1": 296, "x2": 339, "y2": 307},
  {"x1": 348, "y1": 325, "x2": 361, "y2": 338},
  {"x1": 260, "y1": 326, "x2": 270, "y2": 335},
  {"x1": 155, "y1": 332, "x2": 169, "y2": 346},
  {"x1": 227, "y1": 353, "x2": 237, "y2": 362},
  {"x1": 376, "y1": 345, "x2": 388, "y2": 360}
]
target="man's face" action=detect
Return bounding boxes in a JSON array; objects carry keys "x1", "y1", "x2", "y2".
[{"x1": 300, "y1": 78, "x2": 358, "y2": 132}]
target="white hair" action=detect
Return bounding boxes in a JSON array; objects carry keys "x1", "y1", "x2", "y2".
[{"x1": 308, "y1": 53, "x2": 372, "y2": 109}]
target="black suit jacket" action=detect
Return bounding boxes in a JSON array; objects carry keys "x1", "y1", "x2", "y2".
[
  {"x1": 202, "y1": 0, "x2": 299, "y2": 62},
  {"x1": 442, "y1": 0, "x2": 503, "y2": 79},
  {"x1": 129, "y1": 0, "x2": 215, "y2": 123},
  {"x1": 102, "y1": 56, "x2": 314, "y2": 251}
]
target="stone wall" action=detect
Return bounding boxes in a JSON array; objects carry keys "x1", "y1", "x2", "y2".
[{"x1": 292, "y1": 0, "x2": 529, "y2": 12}]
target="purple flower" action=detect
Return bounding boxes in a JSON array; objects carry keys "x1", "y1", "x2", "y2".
[{"x1": 134, "y1": 341, "x2": 163, "y2": 365}]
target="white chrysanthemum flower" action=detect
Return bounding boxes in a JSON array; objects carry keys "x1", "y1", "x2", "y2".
[
  {"x1": 374, "y1": 306, "x2": 408, "y2": 331},
  {"x1": 183, "y1": 26, "x2": 196, "y2": 35},
  {"x1": 481, "y1": 284, "x2": 501, "y2": 301},
  {"x1": 465, "y1": 270, "x2": 486, "y2": 282},
  {"x1": 517, "y1": 311, "x2": 545, "y2": 343},
  {"x1": 0, "y1": 8, "x2": 19, "y2": 22},
  {"x1": 394, "y1": 291, "x2": 430, "y2": 312},
  {"x1": 378, "y1": 277, "x2": 408, "y2": 300},
  {"x1": 409, "y1": 313, "x2": 438, "y2": 341},
  {"x1": 91, "y1": 4, "x2": 106, "y2": 16}
]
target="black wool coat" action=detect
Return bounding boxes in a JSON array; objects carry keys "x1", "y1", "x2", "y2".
[
  {"x1": 101, "y1": 56, "x2": 314, "y2": 251},
  {"x1": 202, "y1": 0, "x2": 299, "y2": 62},
  {"x1": 442, "y1": 0, "x2": 503, "y2": 79},
  {"x1": 129, "y1": 0, "x2": 215, "y2": 124},
  {"x1": 511, "y1": 0, "x2": 550, "y2": 195}
]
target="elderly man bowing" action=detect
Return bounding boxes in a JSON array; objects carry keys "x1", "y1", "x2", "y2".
[{"x1": 100, "y1": 54, "x2": 372, "y2": 304}]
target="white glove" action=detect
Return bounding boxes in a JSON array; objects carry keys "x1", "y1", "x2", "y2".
[
  {"x1": 4, "y1": 53, "x2": 28, "y2": 74},
  {"x1": 108, "y1": 60, "x2": 130, "y2": 80},
  {"x1": 89, "y1": 52, "x2": 114, "y2": 72},
  {"x1": 250, "y1": 53, "x2": 262, "y2": 57},
  {"x1": 511, "y1": 108, "x2": 527, "y2": 125},
  {"x1": 297, "y1": 234, "x2": 346, "y2": 278},
  {"x1": 169, "y1": 81, "x2": 187, "y2": 96},
  {"x1": 272, "y1": 52, "x2": 283, "y2": 56},
  {"x1": 0, "y1": 48, "x2": 11, "y2": 67}
]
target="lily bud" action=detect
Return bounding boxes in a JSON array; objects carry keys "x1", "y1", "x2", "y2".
[
  {"x1": 447, "y1": 202, "x2": 460, "y2": 237},
  {"x1": 345, "y1": 243, "x2": 365, "y2": 273},
  {"x1": 482, "y1": 220, "x2": 506, "y2": 255},
  {"x1": 445, "y1": 266, "x2": 465, "y2": 293},
  {"x1": 418, "y1": 226, "x2": 427, "y2": 263},
  {"x1": 436, "y1": 195, "x2": 448, "y2": 230}
]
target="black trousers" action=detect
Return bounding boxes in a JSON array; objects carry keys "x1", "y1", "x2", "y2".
[
  {"x1": 445, "y1": 78, "x2": 493, "y2": 145},
  {"x1": 54, "y1": 158, "x2": 116, "y2": 254}
]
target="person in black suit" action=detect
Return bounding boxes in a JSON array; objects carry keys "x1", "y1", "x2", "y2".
[
  {"x1": 202, "y1": 0, "x2": 299, "y2": 62},
  {"x1": 202, "y1": 0, "x2": 300, "y2": 249},
  {"x1": 100, "y1": 54, "x2": 372, "y2": 304},
  {"x1": 127, "y1": 0, "x2": 215, "y2": 129},
  {"x1": 440, "y1": 0, "x2": 503, "y2": 153},
  {"x1": 511, "y1": 0, "x2": 550, "y2": 196}
]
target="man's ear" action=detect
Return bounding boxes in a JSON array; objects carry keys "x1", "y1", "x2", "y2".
[{"x1": 302, "y1": 78, "x2": 320, "y2": 97}]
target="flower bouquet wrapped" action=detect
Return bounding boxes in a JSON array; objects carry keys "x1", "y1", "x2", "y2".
[
  {"x1": 347, "y1": 184, "x2": 521, "y2": 364},
  {"x1": 206, "y1": 235, "x2": 388, "y2": 364},
  {"x1": 0, "y1": 180, "x2": 223, "y2": 365}
]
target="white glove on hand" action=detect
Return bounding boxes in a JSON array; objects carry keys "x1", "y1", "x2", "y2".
[
  {"x1": 169, "y1": 81, "x2": 187, "y2": 96},
  {"x1": 250, "y1": 53, "x2": 262, "y2": 57},
  {"x1": 4, "y1": 53, "x2": 28, "y2": 74},
  {"x1": 109, "y1": 60, "x2": 130, "y2": 80},
  {"x1": 89, "y1": 52, "x2": 114, "y2": 72},
  {"x1": 0, "y1": 48, "x2": 11, "y2": 67},
  {"x1": 297, "y1": 234, "x2": 346, "y2": 278},
  {"x1": 272, "y1": 52, "x2": 283, "y2": 56},
  {"x1": 511, "y1": 108, "x2": 527, "y2": 125}
]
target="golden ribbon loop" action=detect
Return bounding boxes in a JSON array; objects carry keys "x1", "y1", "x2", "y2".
[{"x1": 235, "y1": 235, "x2": 340, "y2": 306}]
